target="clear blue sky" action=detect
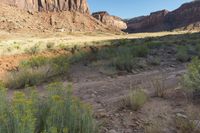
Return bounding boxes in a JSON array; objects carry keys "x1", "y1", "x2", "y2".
[{"x1": 88, "y1": 0, "x2": 192, "y2": 19}]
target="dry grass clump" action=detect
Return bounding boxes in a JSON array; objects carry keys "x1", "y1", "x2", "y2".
[
  {"x1": 151, "y1": 76, "x2": 167, "y2": 98},
  {"x1": 125, "y1": 88, "x2": 148, "y2": 111}
]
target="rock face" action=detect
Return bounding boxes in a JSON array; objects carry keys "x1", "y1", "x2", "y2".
[
  {"x1": 126, "y1": 1, "x2": 200, "y2": 33},
  {"x1": 0, "y1": 2, "x2": 123, "y2": 33},
  {"x1": 1, "y1": 0, "x2": 90, "y2": 14},
  {"x1": 92, "y1": 11, "x2": 127, "y2": 30}
]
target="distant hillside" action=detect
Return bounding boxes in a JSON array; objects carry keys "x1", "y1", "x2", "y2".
[
  {"x1": 126, "y1": 1, "x2": 200, "y2": 33},
  {"x1": 0, "y1": 1, "x2": 122, "y2": 33}
]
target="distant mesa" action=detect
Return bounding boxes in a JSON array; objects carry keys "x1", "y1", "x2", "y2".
[
  {"x1": 92, "y1": 11, "x2": 127, "y2": 30},
  {"x1": 126, "y1": 1, "x2": 200, "y2": 33}
]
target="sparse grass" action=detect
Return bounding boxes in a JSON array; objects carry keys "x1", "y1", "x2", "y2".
[
  {"x1": 5, "y1": 65, "x2": 50, "y2": 89},
  {"x1": 20, "y1": 56, "x2": 49, "y2": 68},
  {"x1": 111, "y1": 55, "x2": 137, "y2": 72},
  {"x1": 151, "y1": 76, "x2": 167, "y2": 98},
  {"x1": 25, "y1": 43, "x2": 40, "y2": 55},
  {"x1": 94, "y1": 44, "x2": 149, "y2": 72},
  {"x1": 0, "y1": 82, "x2": 97, "y2": 133},
  {"x1": 145, "y1": 120, "x2": 163, "y2": 133},
  {"x1": 125, "y1": 89, "x2": 148, "y2": 111},
  {"x1": 176, "y1": 45, "x2": 190, "y2": 62},
  {"x1": 175, "y1": 114, "x2": 196, "y2": 133},
  {"x1": 5, "y1": 56, "x2": 69, "y2": 89},
  {"x1": 146, "y1": 41, "x2": 163, "y2": 49},
  {"x1": 148, "y1": 57, "x2": 161, "y2": 66}
]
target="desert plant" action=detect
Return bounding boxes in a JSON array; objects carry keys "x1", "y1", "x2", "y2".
[
  {"x1": 111, "y1": 55, "x2": 137, "y2": 72},
  {"x1": 6, "y1": 55, "x2": 70, "y2": 89},
  {"x1": 148, "y1": 57, "x2": 161, "y2": 66},
  {"x1": 50, "y1": 56, "x2": 69, "y2": 75},
  {"x1": 0, "y1": 82, "x2": 97, "y2": 133},
  {"x1": 43, "y1": 83, "x2": 97, "y2": 133},
  {"x1": 46, "y1": 42, "x2": 55, "y2": 50},
  {"x1": 183, "y1": 57, "x2": 200, "y2": 98},
  {"x1": 25, "y1": 44, "x2": 40, "y2": 55},
  {"x1": 176, "y1": 45, "x2": 190, "y2": 62},
  {"x1": 5, "y1": 66, "x2": 49, "y2": 89},
  {"x1": 146, "y1": 41, "x2": 162, "y2": 49},
  {"x1": 175, "y1": 114, "x2": 196, "y2": 133},
  {"x1": 145, "y1": 120, "x2": 163, "y2": 133},
  {"x1": 20, "y1": 56, "x2": 49, "y2": 68},
  {"x1": 125, "y1": 89, "x2": 148, "y2": 111},
  {"x1": 132, "y1": 45, "x2": 149, "y2": 57},
  {"x1": 151, "y1": 77, "x2": 167, "y2": 98}
]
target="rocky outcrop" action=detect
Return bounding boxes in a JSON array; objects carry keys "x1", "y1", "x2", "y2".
[
  {"x1": 126, "y1": 10, "x2": 169, "y2": 33},
  {"x1": 92, "y1": 11, "x2": 127, "y2": 30},
  {"x1": 126, "y1": 1, "x2": 200, "y2": 33},
  {"x1": 1, "y1": 0, "x2": 90, "y2": 14},
  {"x1": 0, "y1": 3, "x2": 123, "y2": 33}
]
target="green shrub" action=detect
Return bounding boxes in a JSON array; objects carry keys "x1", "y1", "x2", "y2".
[
  {"x1": 6, "y1": 56, "x2": 69, "y2": 89},
  {"x1": 46, "y1": 42, "x2": 55, "y2": 50},
  {"x1": 176, "y1": 46, "x2": 190, "y2": 62},
  {"x1": 25, "y1": 44, "x2": 40, "y2": 55},
  {"x1": 0, "y1": 82, "x2": 97, "y2": 133},
  {"x1": 96, "y1": 47, "x2": 117, "y2": 60},
  {"x1": 148, "y1": 57, "x2": 161, "y2": 66},
  {"x1": 111, "y1": 55, "x2": 137, "y2": 72},
  {"x1": 183, "y1": 57, "x2": 200, "y2": 98},
  {"x1": 146, "y1": 41, "x2": 162, "y2": 49},
  {"x1": 51, "y1": 56, "x2": 69, "y2": 75},
  {"x1": 69, "y1": 51, "x2": 89, "y2": 64},
  {"x1": 125, "y1": 89, "x2": 148, "y2": 111},
  {"x1": 5, "y1": 66, "x2": 49, "y2": 89},
  {"x1": 132, "y1": 45, "x2": 149, "y2": 57},
  {"x1": 20, "y1": 56, "x2": 49, "y2": 68}
]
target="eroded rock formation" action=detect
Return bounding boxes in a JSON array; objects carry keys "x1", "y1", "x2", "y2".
[
  {"x1": 92, "y1": 11, "x2": 127, "y2": 30},
  {"x1": 126, "y1": 1, "x2": 200, "y2": 33},
  {"x1": 1, "y1": 0, "x2": 90, "y2": 14}
]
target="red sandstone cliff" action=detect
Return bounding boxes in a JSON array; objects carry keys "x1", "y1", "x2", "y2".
[
  {"x1": 126, "y1": 1, "x2": 200, "y2": 33},
  {"x1": 1, "y1": 0, "x2": 90, "y2": 14},
  {"x1": 92, "y1": 11, "x2": 127, "y2": 30}
]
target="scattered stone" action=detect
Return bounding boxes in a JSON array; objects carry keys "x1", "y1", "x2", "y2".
[
  {"x1": 176, "y1": 113, "x2": 187, "y2": 119},
  {"x1": 109, "y1": 129, "x2": 118, "y2": 133}
]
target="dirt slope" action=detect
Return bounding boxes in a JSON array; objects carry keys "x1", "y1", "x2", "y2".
[{"x1": 0, "y1": 3, "x2": 117, "y2": 33}]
